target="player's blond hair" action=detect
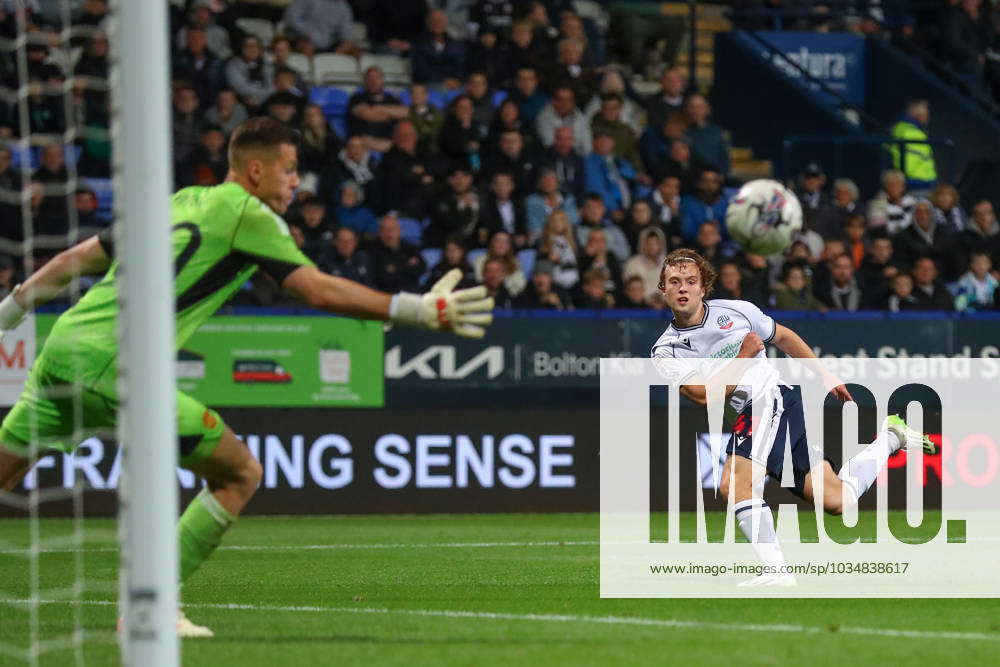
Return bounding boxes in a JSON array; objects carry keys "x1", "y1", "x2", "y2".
[{"x1": 658, "y1": 248, "x2": 717, "y2": 294}]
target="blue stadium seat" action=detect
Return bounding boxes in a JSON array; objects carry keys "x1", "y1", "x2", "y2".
[
  {"x1": 399, "y1": 217, "x2": 423, "y2": 245},
  {"x1": 426, "y1": 89, "x2": 447, "y2": 109},
  {"x1": 393, "y1": 88, "x2": 411, "y2": 107},
  {"x1": 467, "y1": 249, "x2": 486, "y2": 267},
  {"x1": 517, "y1": 248, "x2": 537, "y2": 277},
  {"x1": 420, "y1": 247, "x2": 442, "y2": 271},
  {"x1": 83, "y1": 178, "x2": 114, "y2": 222},
  {"x1": 492, "y1": 90, "x2": 508, "y2": 108},
  {"x1": 8, "y1": 146, "x2": 37, "y2": 171},
  {"x1": 309, "y1": 87, "x2": 350, "y2": 138}
]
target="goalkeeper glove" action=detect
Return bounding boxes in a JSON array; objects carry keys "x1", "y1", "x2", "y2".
[
  {"x1": 389, "y1": 269, "x2": 494, "y2": 339},
  {"x1": 0, "y1": 285, "x2": 26, "y2": 343}
]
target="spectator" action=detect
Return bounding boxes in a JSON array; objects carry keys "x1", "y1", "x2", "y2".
[
  {"x1": 466, "y1": 24, "x2": 507, "y2": 85},
  {"x1": 679, "y1": 168, "x2": 728, "y2": 243},
  {"x1": 0, "y1": 254, "x2": 16, "y2": 298},
  {"x1": 478, "y1": 171, "x2": 528, "y2": 248},
  {"x1": 266, "y1": 91, "x2": 303, "y2": 128},
  {"x1": 266, "y1": 66, "x2": 307, "y2": 113},
  {"x1": 539, "y1": 210, "x2": 580, "y2": 290},
  {"x1": 368, "y1": 213, "x2": 426, "y2": 293},
  {"x1": 796, "y1": 163, "x2": 839, "y2": 239},
  {"x1": 411, "y1": 9, "x2": 468, "y2": 88},
  {"x1": 646, "y1": 175, "x2": 681, "y2": 241},
  {"x1": 515, "y1": 269, "x2": 568, "y2": 309},
  {"x1": 470, "y1": 0, "x2": 516, "y2": 40},
  {"x1": 0, "y1": 147, "x2": 22, "y2": 241},
  {"x1": 959, "y1": 199, "x2": 1000, "y2": 265},
  {"x1": 842, "y1": 214, "x2": 867, "y2": 269},
  {"x1": 910, "y1": 256, "x2": 954, "y2": 310},
  {"x1": 774, "y1": 263, "x2": 825, "y2": 311},
  {"x1": 269, "y1": 37, "x2": 307, "y2": 92},
  {"x1": 547, "y1": 37, "x2": 598, "y2": 107},
  {"x1": 299, "y1": 104, "x2": 342, "y2": 177},
  {"x1": 583, "y1": 69, "x2": 646, "y2": 134},
  {"x1": 818, "y1": 253, "x2": 864, "y2": 311},
  {"x1": 318, "y1": 227, "x2": 374, "y2": 286},
  {"x1": 867, "y1": 170, "x2": 915, "y2": 233},
  {"x1": 930, "y1": 183, "x2": 966, "y2": 234},
  {"x1": 506, "y1": 22, "x2": 548, "y2": 81},
  {"x1": 26, "y1": 76, "x2": 65, "y2": 136},
  {"x1": 894, "y1": 199, "x2": 959, "y2": 279},
  {"x1": 828, "y1": 177, "x2": 861, "y2": 239},
  {"x1": 624, "y1": 199, "x2": 669, "y2": 253},
  {"x1": 32, "y1": 145, "x2": 69, "y2": 238},
  {"x1": 559, "y1": 10, "x2": 604, "y2": 68},
  {"x1": 204, "y1": 88, "x2": 247, "y2": 137},
  {"x1": 535, "y1": 86, "x2": 592, "y2": 154},
  {"x1": 473, "y1": 231, "x2": 527, "y2": 296},
  {"x1": 284, "y1": 0, "x2": 361, "y2": 55},
  {"x1": 362, "y1": 0, "x2": 427, "y2": 55},
  {"x1": 574, "y1": 268, "x2": 615, "y2": 309},
  {"x1": 713, "y1": 261, "x2": 746, "y2": 301},
  {"x1": 323, "y1": 136, "x2": 377, "y2": 205},
  {"x1": 694, "y1": 221, "x2": 729, "y2": 272},
  {"x1": 483, "y1": 130, "x2": 537, "y2": 197},
  {"x1": 481, "y1": 257, "x2": 517, "y2": 308},
  {"x1": 376, "y1": 120, "x2": 438, "y2": 218},
  {"x1": 943, "y1": 0, "x2": 988, "y2": 90},
  {"x1": 579, "y1": 227, "x2": 623, "y2": 299},
  {"x1": 172, "y1": 26, "x2": 223, "y2": 108},
  {"x1": 542, "y1": 126, "x2": 586, "y2": 203},
  {"x1": 525, "y1": 168, "x2": 580, "y2": 243},
  {"x1": 428, "y1": 237, "x2": 477, "y2": 288},
  {"x1": 645, "y1": 66, "x2": 687, "y2": 131},
  {"x1": 292, "y1": 196, "x2": 333, "y2": 260},
  {"x1": 624, "y1": 226, "x2": 667, "y2": 304},
  {"x1": 171, "y1": 85, "x2": 203, "y2": 167},
  {"x1": 620, "y1": 275, "x2": 653, "y2": 309},
  {"x1": 658, "y1": 139, "x2": 704, "y2": 195},
  {"x1": 176, "y1": 0, "x2": 231, "y2": 60},
  {"x1": 177, "y1": 124, "x2": 227, "y2": 187},
  {"x1": 334, "y1": 181, "x2": 378, "y2": 239},
  {"x1": 889, "y1": 99, "x2": 937, "y2": 191},
  {"x1": 584, "y1": 131, "x2": 640, "y2": 221},
  {"x1": 408, "y1": 83, "x2": 445, "y2": 156},
  {"x1": 590, "y1": 93, "x2": 642, "y2": 170},
  {"x1": 857, "y1": 231, "x2": 901, "y2": 306},
  {"x1": 72, "y1": 187, "x2": 102, "y2": 232},
  {"x1": 429, "y1": 165, "x2": 482, "y2": 247},
  {"x1": 225, "y1": 36, "x2": 275, "y2": 111},
  {"x1": 487, "y1": 99, "x2": 531, "y2": 155},
  {"x1": 682, "y1": 94, "x2": 730, "y2": 175},
  {"x1": 465, "y1": 72, "x2": 495, "y2": 129},
  {"x1": 439, "y1": 95, "x2": 487, "y2": 172},
  {"x1": 886, "y1": 272, "x2": 920, "y2": 312},
  {"x1": 638, "y1": 113, "x2": 688, "y2": 180},
  {"x1": 576, "y1": 193, "x2": 630, "y2": 262},
  {"x1": 955, "y1": 250, "x2": 998, "y2": 310},
  {"x1": 509, "y1": 67, "x2": 549, "y2": 129},
  {"x1": 348, "y1": 67, "x2": 409, "y2": 153}
]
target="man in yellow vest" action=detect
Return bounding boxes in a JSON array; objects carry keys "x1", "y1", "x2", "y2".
[{"x1": 888, "y1": 99, "x2": 937, "y2": 192}]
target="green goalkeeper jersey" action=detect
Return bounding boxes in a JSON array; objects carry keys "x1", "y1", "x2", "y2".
[{"x1": 39, "y1": 182, "x2": 313, "y2": 394}]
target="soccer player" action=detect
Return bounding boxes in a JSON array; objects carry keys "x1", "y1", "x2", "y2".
[
  {"x1": 651, "y1": 249, "x2": 934, "y2": 586},
  {"x1": 0, "y1": 118, "x2": 494, "y2": 635}
]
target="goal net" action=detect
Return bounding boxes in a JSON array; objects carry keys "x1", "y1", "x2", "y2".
[{"x1": 0, "y1": 1, "x2": 177, "y2": 664}]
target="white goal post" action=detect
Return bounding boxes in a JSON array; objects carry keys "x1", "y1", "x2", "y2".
[{"x1": 111, "y1": 0, "x2": 178, "y2": 664}]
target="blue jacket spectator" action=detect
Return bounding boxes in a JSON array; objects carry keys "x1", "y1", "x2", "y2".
[
  {"x1": 679, "y1": 169, "x2": 729, "y2": 242},
  {"x1": 509, "y1": 67, "x2": 549, "y2": 129},
  {"x1": 683, "y1": 94, "x2": 731, "y2": 175},
  {"x1": 318, "y1": 228, "x2": 375, "y2": 286},
  {"x1": 638, "y1": 113, "x2": 687, "y2": 178},
  {"x1": 334, "y1": 181, "x2": 379, "y2": 238},
  {"x1": 525, "y1": 168, "x2": 580, "y2": 244},
  {"x1": 411, "y1": 10, "x2": 468, "y2": 86},
  {"x1": 585, "y1": 133, "x2": 638, "y2": 217}
]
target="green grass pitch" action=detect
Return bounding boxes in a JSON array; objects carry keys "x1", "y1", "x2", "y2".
[{"x1": 1, "y1": 513, "x2": 998, "y2": 666}]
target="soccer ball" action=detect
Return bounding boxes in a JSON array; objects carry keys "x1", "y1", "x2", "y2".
[{"x1": 725, "y1": 179, "x2": 803, "y2": 256}]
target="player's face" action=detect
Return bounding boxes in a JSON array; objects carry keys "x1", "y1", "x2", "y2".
[
  {"x1": 661, "y1": 263, "x2": 705, "y2": 319},
  {"x1": 257, "y1": 144, "x2": 299, "y2": 215}
]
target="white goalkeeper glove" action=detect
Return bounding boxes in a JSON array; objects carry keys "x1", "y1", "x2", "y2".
[
  {"x1": 389, "y1": 269, "x2": 494, "y2": 339},
  {"x1": 0, "y1": 285, "x2": 27, "y2": 343}
]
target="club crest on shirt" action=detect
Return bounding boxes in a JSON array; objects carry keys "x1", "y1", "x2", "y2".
[{"x1": 717, "y1": 314, "x2": 733, "y2": 330}]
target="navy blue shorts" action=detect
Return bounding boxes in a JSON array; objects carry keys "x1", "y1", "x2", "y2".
[{"x1": 726, "y1": 384, "x2": 818, "y2": 498}]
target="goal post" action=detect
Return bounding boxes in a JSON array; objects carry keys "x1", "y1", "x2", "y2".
[{"x1": 111, "y1": 0, "x2": 178, "y2": 664}]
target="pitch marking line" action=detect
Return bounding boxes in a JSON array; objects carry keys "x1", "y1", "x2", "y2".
[
  {"x1": 5, "y1": 598, "x2": 1000, "y2": 643},
  {"x1": 0, "y1": 540, "x2": 601, "y2": 555}
]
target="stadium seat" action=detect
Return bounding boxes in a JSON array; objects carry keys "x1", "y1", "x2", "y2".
[
  {"x1": 467, "y1": 249, "x2": 486, "y2": 267},
  {"x1": 314, "y1": 53, "x2": 360, "y2": 86},
  {"x1": 7, "y1": 145, "x2": 37, "y2": 171},
  {"x1": 285, "y1": 53, "x2": 313, "y2": 85},
  {"x1": 426, "y1": 89, "x2": 447, "y2": 109},
  {"x1": 349, "y1": 22, "x2": 369, "y2": 49},
  {"x1": 236, "y1": 18, "x2": 275, "y2": 44},
  {"x1": 359, "y1": 54, "x2": 410, "y2": 86},
  {"x1": 517, "y1": 249, "x2": 537, "y2": 278},
  {"x1": 83, "y1": 178, "x2": 114, "y2": 222},
  {"x1": 420, "y1": 248, "x2": 442, "y2": 271},
  {"x1": 309, "y1": 87, "x2": 350, "y2": 136},
  {"x1": 573, "y1": 0, "x2": 609, "y2": 29},
  {"x1": 492, "y1": 90, "x2": 508, "y2": 108},
  {"x1": 399, "y1": 217, "x2": 423, "y2": 245}
]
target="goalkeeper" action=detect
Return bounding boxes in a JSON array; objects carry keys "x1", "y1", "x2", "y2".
[{"x1": 0, "y1": 117, "x2": 494, "y2": 637}]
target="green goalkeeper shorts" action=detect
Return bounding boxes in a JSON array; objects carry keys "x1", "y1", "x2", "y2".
[{"x1": 0, "y1": 360, "x2": 226, "y2": 467}]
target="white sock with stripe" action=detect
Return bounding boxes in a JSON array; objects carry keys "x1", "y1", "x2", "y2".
[
  {"x1": 734, "y1": 499, "x2": 787, "y2": 570},
  {"x1": 837, "y1": 430, "x2": 903, "y2": 509}
]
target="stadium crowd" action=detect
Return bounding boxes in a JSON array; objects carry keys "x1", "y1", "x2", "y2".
[{"x1": 1, "y1": 0, "x2": 998, "y2": 312}]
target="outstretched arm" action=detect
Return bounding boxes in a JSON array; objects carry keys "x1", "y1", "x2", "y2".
[
  {"x1": 772, "y1": 323, "x2": 852, "y2": 401},
  {"x1": 678, "y1": 333, "x2": 764, "y2": 406},
  {"x1": 282, "y1": 266, "x2": 494, "y2": 338}
]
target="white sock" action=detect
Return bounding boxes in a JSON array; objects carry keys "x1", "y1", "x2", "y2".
[
  {"x1": 734, "y1": 499, "x2": 787, "y2": 570},
  {"x1": 837, "y1": 430, "x2": 903, "y2": 508}
]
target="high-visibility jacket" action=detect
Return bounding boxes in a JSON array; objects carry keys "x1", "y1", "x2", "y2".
[{"x1": 888, "y1": 119, "x2": 937, "y2": 187}]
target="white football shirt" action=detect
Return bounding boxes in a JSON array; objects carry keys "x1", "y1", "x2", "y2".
[{"x1": 651, "y1": 298, "x2": 781, "y2": 410}]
